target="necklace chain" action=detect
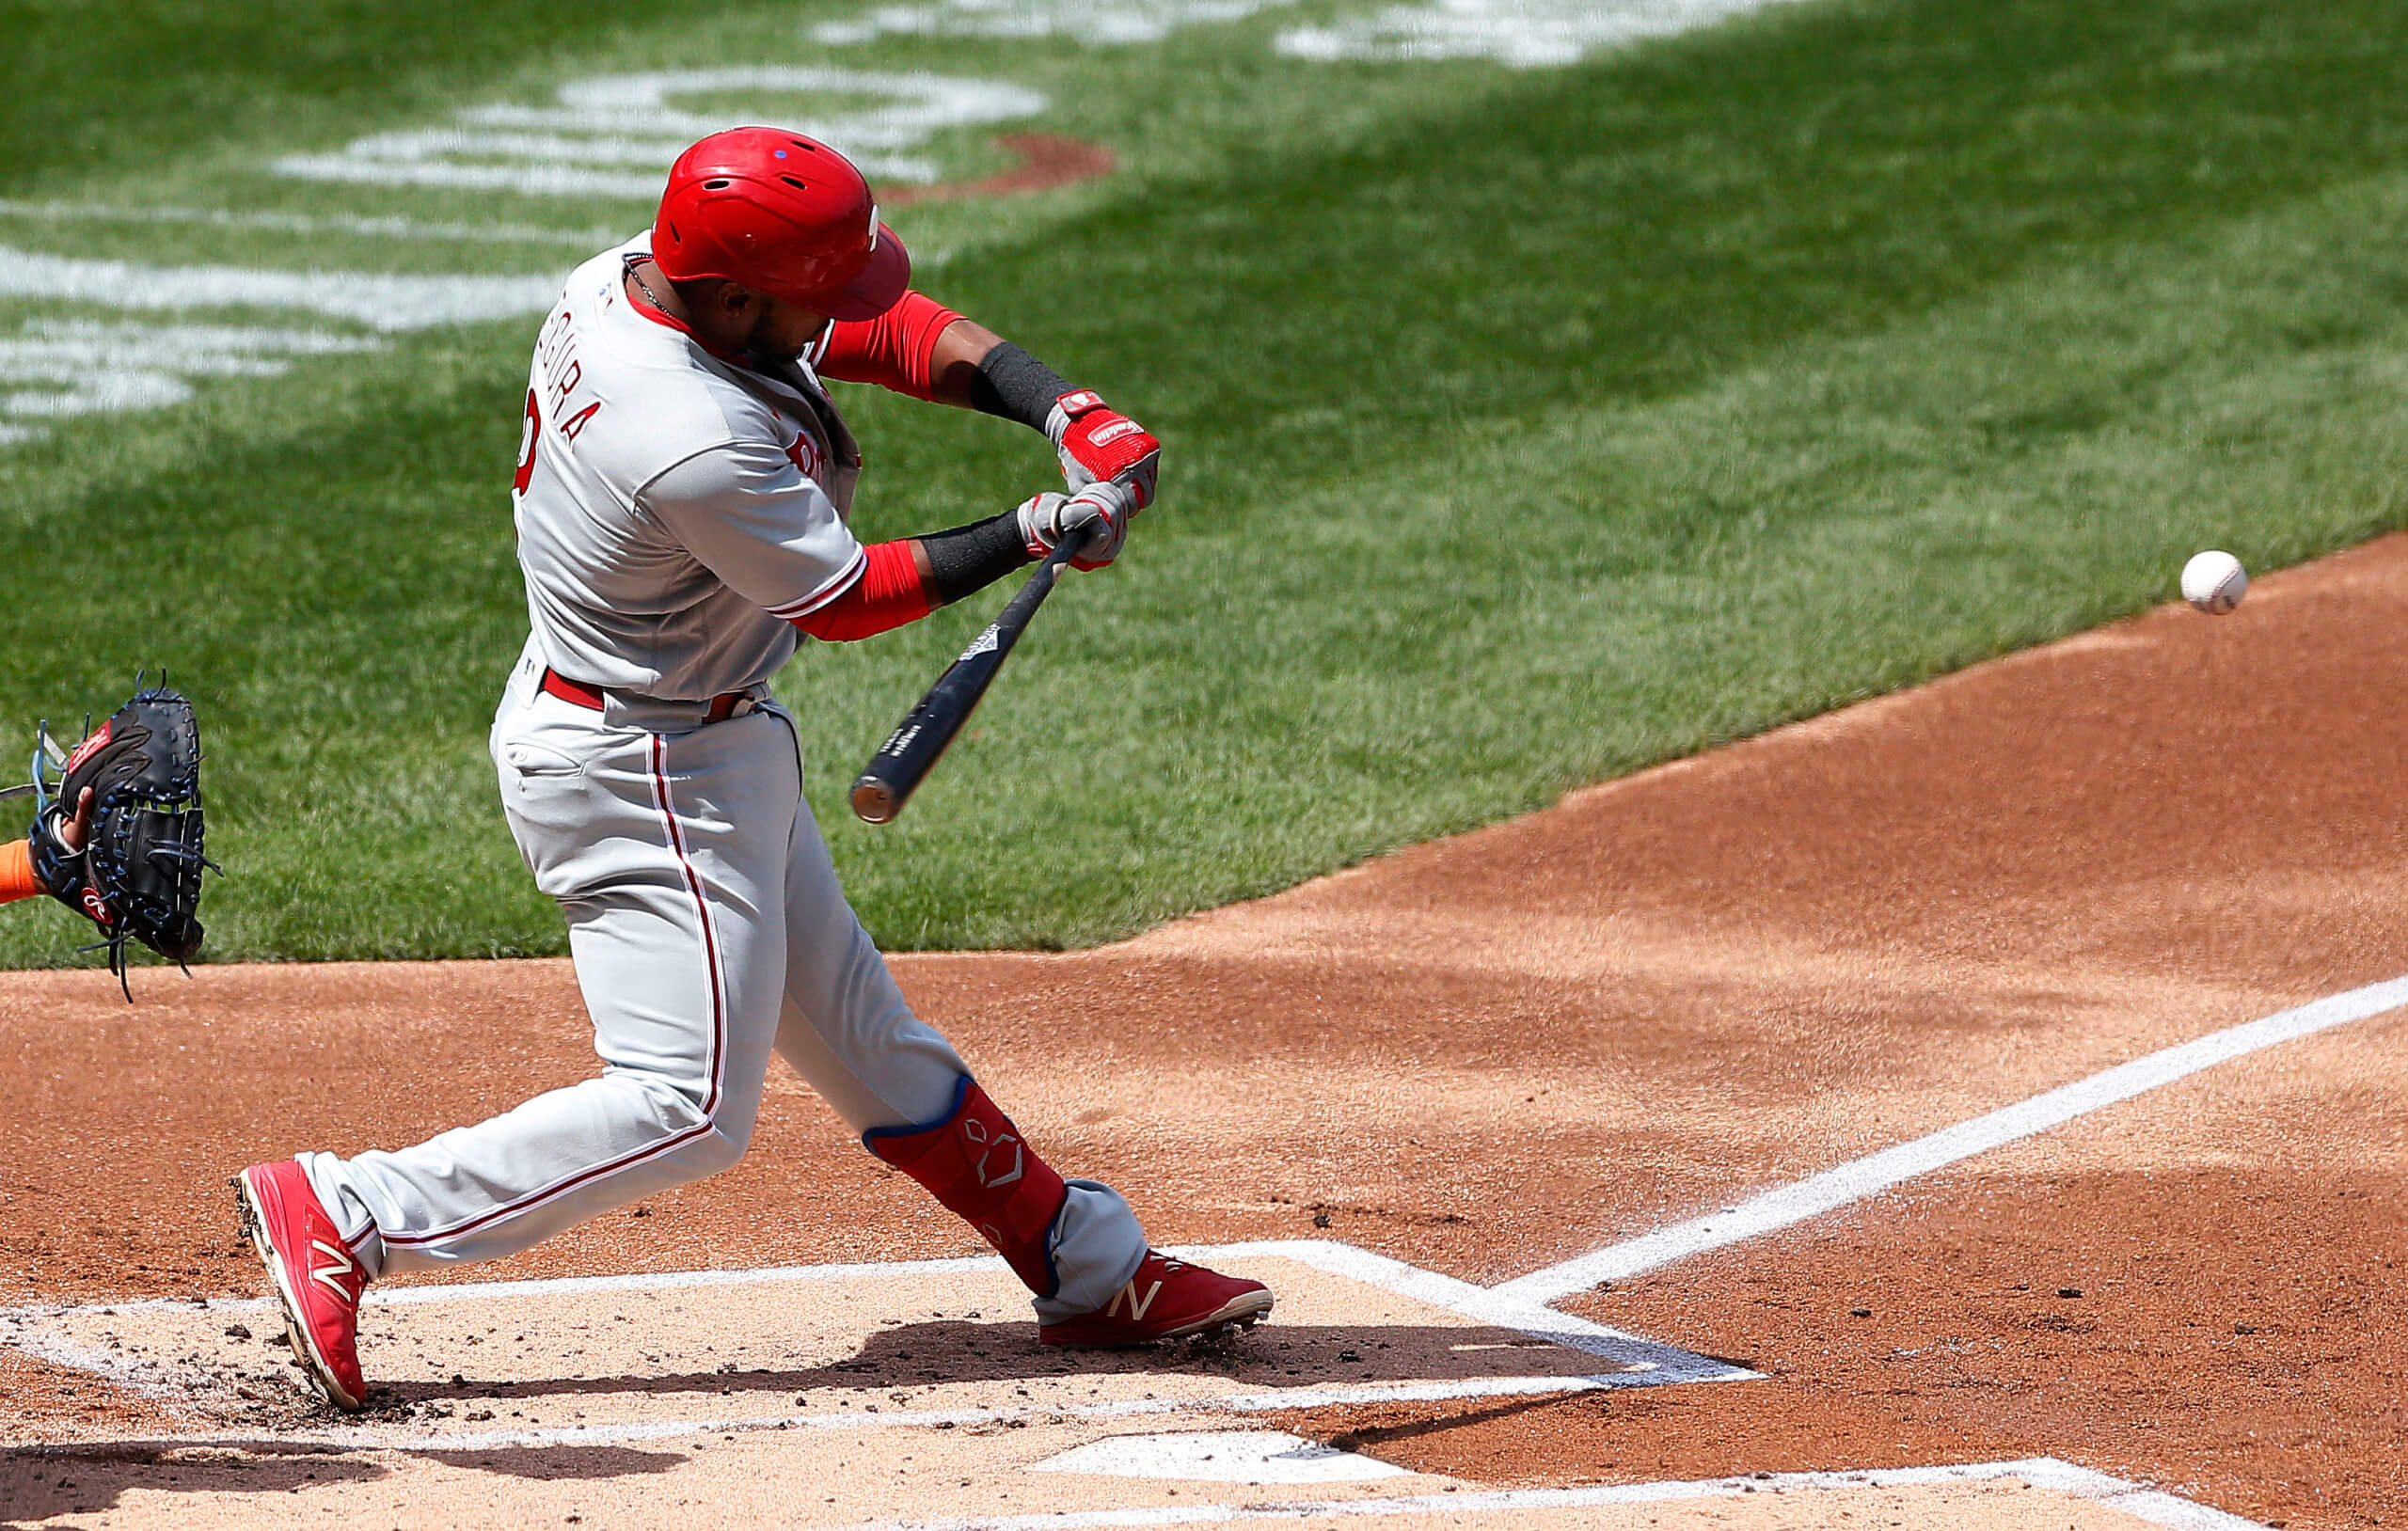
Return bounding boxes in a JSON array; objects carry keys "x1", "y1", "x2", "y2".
[{"x1": 629, "y1": 260, "x2": 671, "y2": 315}]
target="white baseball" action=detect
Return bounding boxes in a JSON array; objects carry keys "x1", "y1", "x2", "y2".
[{"x1": 2180, "y1": 550, "x2": 2247, "y2": 615}]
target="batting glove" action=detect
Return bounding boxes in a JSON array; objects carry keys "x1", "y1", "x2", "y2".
[
  {"x1": 1016, "y1": 481, "x2": 1133, "y2": 571},
  {"x1": 1047, "y1": 391, "x2": 1160, "y2": 512}
]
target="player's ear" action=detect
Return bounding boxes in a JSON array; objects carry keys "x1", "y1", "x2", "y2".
[{"x1": 716, "y1": 280, "x2": 764, "y2": 320}]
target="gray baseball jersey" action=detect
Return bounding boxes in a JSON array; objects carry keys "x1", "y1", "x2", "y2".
[{"x1": 512, "y1": 234, "x2": 867, "y2": 702}]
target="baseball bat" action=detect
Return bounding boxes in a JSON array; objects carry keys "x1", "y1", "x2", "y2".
[{"x1": 850, "y1": 527, "x2": 1097, "y2": 824}]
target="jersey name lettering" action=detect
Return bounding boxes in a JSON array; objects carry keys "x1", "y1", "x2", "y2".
[{"x1": 536, "y1": 309, "x2": 600, "y2": 441}]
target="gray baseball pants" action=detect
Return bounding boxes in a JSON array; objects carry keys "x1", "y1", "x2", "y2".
[{"x1": 299, "y1": 647, "x2": 1145, "y2": 1320}]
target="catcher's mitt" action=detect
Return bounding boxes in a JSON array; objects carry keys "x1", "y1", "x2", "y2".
[{"x1": 27, "y1": 687, "x2": 208, "y2": 989}]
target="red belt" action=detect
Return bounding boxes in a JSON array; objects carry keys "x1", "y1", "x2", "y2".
[{"x1": 541, "y1": 667, "x2": 752, "y2": 724}]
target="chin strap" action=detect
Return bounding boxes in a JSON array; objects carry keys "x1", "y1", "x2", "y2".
[{"x1": 864, "y1": 1077, "x2": 1070, "y2": 1299}]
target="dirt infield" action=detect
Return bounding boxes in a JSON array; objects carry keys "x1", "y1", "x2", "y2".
[{"x1": 7, "y1": 538, "x2": 2407, "y2": 1528}]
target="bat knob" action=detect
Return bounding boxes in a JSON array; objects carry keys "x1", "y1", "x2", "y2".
[{"x1": 850, "y1": 776, "x2": 898, "y2": 825}]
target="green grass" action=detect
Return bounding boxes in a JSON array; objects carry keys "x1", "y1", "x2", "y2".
[
  {"x1": 0, "y1": 0, "x2": 2403, "y2": 963},
  {"x1": 820, "y1": 166, "x2": 2408, "y2": 945}
]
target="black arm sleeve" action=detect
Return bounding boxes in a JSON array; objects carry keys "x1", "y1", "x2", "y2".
[
  {"x1": 920, "y1": 509, "x2": 1036, "y2": 605},
  {"x1": 967, "y1": 342, "x2": 1072, "y2": 432}
]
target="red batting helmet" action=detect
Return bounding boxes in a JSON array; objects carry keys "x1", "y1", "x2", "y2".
[{"x1": 650, "y1": 127, "x2": 911, "y2": 322}]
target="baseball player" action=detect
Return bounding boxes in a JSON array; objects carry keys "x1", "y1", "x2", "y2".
[{"x1": 236, "y1": 127, "x2": 1272, "y2": 1412}]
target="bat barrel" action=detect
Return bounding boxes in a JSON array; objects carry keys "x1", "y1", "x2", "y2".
[{"x1": 849, "y1": 776, "x2": 901, "y2": 825}]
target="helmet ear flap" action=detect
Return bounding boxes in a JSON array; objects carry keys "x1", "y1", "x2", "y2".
[{"x1": 651, "y1": 128, "x2": 911, "y2": 321}]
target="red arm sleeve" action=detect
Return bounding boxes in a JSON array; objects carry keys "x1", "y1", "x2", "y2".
[
  {"x1": 815, "y1": 291, "x2": 964, "y2": 402},
  {"x1": 792, "y1": 539, "x2": 936, "y2": 641}
]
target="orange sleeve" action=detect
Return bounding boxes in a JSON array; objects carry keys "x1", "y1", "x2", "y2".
[
  {"x1": 815, "y1": 292, "x2": 964, "y2": 402},
  {"x1": 0, "y1": 838, "x2": 43, "y2": 904}
]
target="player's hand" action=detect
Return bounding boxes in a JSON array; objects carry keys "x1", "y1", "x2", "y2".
[
  {"x1": 1046, "y1": 392, "x2": 1160, "y2": 512},
  {"x1": 1016, "y1": 481, "x2": 1133, "y2": 571},
  {"x1": 57, "y1": 786, "x2": 93, "y2": 854},
  {"x1": 27, "y1": 786, "x2": 94, "y2": 899}
]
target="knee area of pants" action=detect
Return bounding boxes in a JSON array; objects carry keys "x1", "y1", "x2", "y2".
[
  {"x1": 684, "y1": 1122, "x2": 751, "y2": 1177},
  {"x1": 617, "y1": 1074, "x2": 749, "y2": 1167},
  {"x1": 641, "y1": 1082, "x2": 753, "y2": 1171}
]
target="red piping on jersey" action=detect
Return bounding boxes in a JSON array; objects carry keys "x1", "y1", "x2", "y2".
[
  {"x1": 377, "y1": 1102, "x2": 721, "y2": 1247},
  {"x1": 381, "y1": 735, "x2": 732, "y2": 1250},
  {"x1": 791, "y1": 539, "x2": 935, "y2": 641},
  {"x1": 649, "y1": 732, "x2": 729, "y2": 1121},
  {"x1": 815, "y1": 291, "x2": 963, "y2": 402},
  {"x1": 768, "y1": 545, "x2": 870, "y2": 622}
]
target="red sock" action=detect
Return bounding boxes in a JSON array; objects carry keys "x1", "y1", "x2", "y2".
[{"x1": 865, "y1": 1078, "x2": 1070, "y2": 1298}]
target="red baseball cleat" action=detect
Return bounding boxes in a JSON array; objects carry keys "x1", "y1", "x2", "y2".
[
  {"x1": 1038, "y1": 1251, "x2": 1274, "y2": 1347},
  {"x1": 233, "y1": 1160, "x2": 368, "y2": 1412}
]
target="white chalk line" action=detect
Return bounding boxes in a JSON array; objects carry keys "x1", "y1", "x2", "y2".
[
  {"x1": 3, "y1": 1240, "x2": 1739, "y2": 1386},
  {"x1": 0, "y1": 198, "x2": 629, "y2": 248},
  {"x1": 0, "y1": 245, "x2": 561, "y2": 332},
  {"x1": 1027, "y1": 1430, "x2": 1408, "y2": 1484},
  {"x1": 271, "y1": 67, "x2": 1042, "y2": 199},
  {"x1": 1277, "y1": 0, "x2": 1808, "y2": 69},
  {"x1": 814, "y1": 0, "x2": 1301, "y2": 48},
  {"x1": 803, "y1": 0, "x2": 1808, "y2": 71},
  {"x1": 0, "y1": 1239, "x2": 1753, "y2": 1446},
  {"x1": 838, "y1": 1457, "x2": 2267, "y2": 1530},
  {"x1": 60, "y1": 1374, "x2": 1665, "y2": 1458},
  {"x1": 0, "y1": 319, "x2": 388, "y2": 437},
  {"x1": 1494, "y1": 973, "x2": 2408, "y2": 1305},
  {"x1": 20, "y1": 977, "x2": 2408, "y2": 1407}
]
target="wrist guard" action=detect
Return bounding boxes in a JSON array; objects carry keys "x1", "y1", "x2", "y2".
[
  {"x1": 968, "y1": 342, "x2": 1074, "y2": 433},
  {"x1": 922, "y1": 508, "x2": 1038, "y2": 604}
]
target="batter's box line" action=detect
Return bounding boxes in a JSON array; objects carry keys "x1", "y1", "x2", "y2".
[
  {"x1": 0, "y1": 1239, "x2": 1753, "y2": 1451},
  {"x1": 839, "y1": 1457, "x2": 2272, "y2": 1531},
  {"x1": 90, "y1": 1374, "x2": 1685, "y2": 1457}
]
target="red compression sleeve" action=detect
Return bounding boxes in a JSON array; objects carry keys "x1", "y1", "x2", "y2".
[
  {"x1": 816, "y1": 292, "x2": 964, "y2": 401},
  {"x1": 793, "y1": 540, "x2": 936, "y2": 641}
]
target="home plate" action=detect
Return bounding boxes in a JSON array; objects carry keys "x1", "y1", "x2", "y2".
[{"x1": 1031, "y1": 1428, "x2": 1411, "y2": 1483}]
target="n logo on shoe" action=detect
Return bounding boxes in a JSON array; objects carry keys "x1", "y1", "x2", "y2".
[
  {"x1": 1110, "y1": 1277, "x2": 1163, "y2": 1322},
  {"x1": 960, "y1": 1117, "x2": 1024, "y2": 1190},
  {"x1": 309, "y1": 1239, "x2": 358, "y2": 1305}
]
